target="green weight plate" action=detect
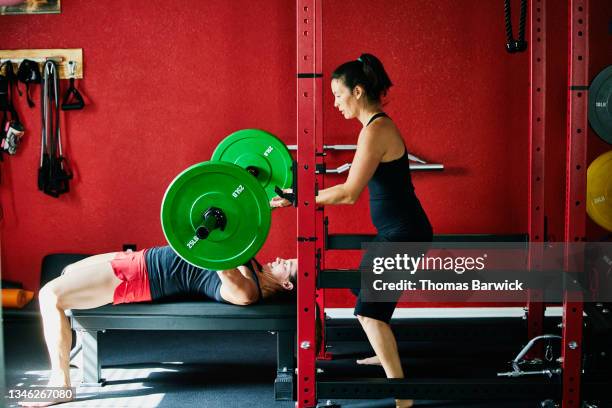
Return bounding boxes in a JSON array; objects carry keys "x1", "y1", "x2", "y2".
[
  {"x1": 211, "y1": 129, "x2": 293, "y2": 201},
  {"x1": 589, "y1": 65, "x2": 612, "y2": 144},
  {"x1": 161, "y1": 161, "x2": 271, "y2": 270}
]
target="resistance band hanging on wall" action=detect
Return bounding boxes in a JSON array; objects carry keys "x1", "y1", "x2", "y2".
[
  {"x1": 38, "y1": 60, "x2": 72, "y2": 198},
  {"x1": 61, "y1": 61, "x2": 84, "y2": 111},
  {"x1": 504, "y1": 0, "x2": 528, "y2": 53},
  {"x1": 0, "y1": 61, "x2": 25, "y2": 171}
]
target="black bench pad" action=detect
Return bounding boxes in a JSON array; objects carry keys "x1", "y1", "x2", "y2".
[{"x1": 68, "y1": 300, "x2": 297, "y2": 331}]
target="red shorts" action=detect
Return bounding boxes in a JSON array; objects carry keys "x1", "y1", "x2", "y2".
[{"x1": 110, "y1": 249, "x2": 153, "y2": 305}]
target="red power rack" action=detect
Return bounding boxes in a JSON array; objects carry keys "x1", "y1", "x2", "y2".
[
  {"x1": 561, "y1": 1, "x2": 589, "y2": 407},
  {"x1": 294, "y1": 1, "x2": 591, "y2": 407},
  {"x1": 296, "y1": 1, "x2": 322, "y2": 407},
  {"x1": 526, "y1": 0, "x2": 547, "y2": 351}
]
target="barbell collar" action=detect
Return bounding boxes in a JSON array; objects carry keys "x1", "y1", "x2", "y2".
[{"x1": 195, "y1": 207, "x2": 226, "y2": 239}]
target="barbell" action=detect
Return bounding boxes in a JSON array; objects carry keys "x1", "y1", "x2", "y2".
[{"x1": 161, "y1": 129, "x2": 293, "y2": 270}]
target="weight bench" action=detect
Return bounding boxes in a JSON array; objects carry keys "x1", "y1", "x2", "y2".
[{"x1": 42, "y1": 254, "x2": 296, "y2": 401}]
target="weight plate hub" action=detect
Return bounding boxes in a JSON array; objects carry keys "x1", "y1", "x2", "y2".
[
  {"x1": 589, "y1": 65, "x2": 612, "y2": 144},
  {"x1": 587, "y1": 150, "x2": 612, "y2": 232},
  {"x1": 211, "y1": 129, "x2": 293, "y2": 200},
  {"x1": 161, "y1": 161, "x2": 271, "y2": 270}
]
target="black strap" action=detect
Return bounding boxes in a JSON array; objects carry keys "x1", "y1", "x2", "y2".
[
  {"x1": 24, "y1": 83, "x2": 35, "y2": 108},
  {"x1": 39, "y1": 61, "x2": 72, "y2": 198},
  {"x1": 504, "y1": 0, "x2": 528, "y2": 53},
  {"x1": 17, "y1": 59, "x2": 41, "y2": 108},
  {"x1": 0, "y1": 110, "x2": 6, "y2": 164},
  {"x1": 0, "y1": 63, "x2": 9, "y2": 111},
  {"x1": 366, "y1": 112, "x2": 388, "y2": 127},
  {"x1": 0, "y1": 61, "x2": 18, "y2": 116},
  {"x1": 0, "y1": 62, "x2": 21, "y2": 162},
  {"x1": 61, "y1": 77, "x2": 85, "y2": 110}
]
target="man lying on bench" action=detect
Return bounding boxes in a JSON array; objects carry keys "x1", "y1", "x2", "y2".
[{"x1": 20, "y1": 245, "x2": 297, "y2": 407}]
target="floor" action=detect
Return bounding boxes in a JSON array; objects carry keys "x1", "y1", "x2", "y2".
[{"x1": 3, "y1": 315, "x2": 610, "y2": 408}]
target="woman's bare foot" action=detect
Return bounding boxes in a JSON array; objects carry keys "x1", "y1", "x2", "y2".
[
  {"x1": 356, "y1": 355, "x2": 382, "y2": 365},
  {"x1": 396, "y1": 399, "x2": 414, "y2": 408}
]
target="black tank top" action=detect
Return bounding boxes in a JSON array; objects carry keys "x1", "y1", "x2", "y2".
[
  {"x1": 366, "y1": 113, "x2": 432, "y2": 238},
  {"x1": 145, "y1": 246, "x2": 263, "y2": 303}
]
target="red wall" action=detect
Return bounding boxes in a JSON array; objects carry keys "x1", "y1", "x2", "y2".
[{"x1": 0, "y1": 1, "x2": 610, "y2": 308}]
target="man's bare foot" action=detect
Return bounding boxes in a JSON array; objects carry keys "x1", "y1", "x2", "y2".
[
  {"x1": 396, "y1": 399, "x2": 414, "y2": 408},
  {"x1": 356, "y1": 355, "x2": 382, "y2": 365},
  {"x1": 18, "y1": 380, "x2": 75, "y2": 407}
]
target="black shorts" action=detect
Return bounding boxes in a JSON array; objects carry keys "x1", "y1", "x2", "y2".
[{"x1": 352, "y1": 229, "x2": 432, "y2": 323}]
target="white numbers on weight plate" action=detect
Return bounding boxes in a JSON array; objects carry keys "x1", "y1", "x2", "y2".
[
  {"x1": 263, "y1": 146, "x2": 274, "y2": 157},
  {"x1": 187, "y1": 235, "x2": 199, "y2": 249},
  {"x1": 594, "y1": 195, "x2": 606, "y2": 204},
  {"x1": 232, "y1": 184, "x2": 245, "y2": 198}
]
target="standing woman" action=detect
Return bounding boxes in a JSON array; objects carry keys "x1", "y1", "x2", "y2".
[{"x1": 273, "y1": 53, "x2": 433, "y2": 408}]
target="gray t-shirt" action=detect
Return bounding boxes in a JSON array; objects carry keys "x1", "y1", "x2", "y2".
[{"x1": 145, "y1": 246, "x2": 262, "y2": 303}]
